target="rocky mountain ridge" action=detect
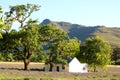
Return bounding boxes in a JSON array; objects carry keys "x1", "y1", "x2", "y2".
[{"x1": 41, "y1": 19, "x2": 120, "y2": 47}]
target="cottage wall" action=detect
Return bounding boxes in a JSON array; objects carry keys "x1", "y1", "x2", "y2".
[{"x1": 69, "y1": 57, "x2": 88, "y2": 73}]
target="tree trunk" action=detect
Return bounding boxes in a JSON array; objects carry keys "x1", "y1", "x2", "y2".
[
  {"x1": 62, "y1": 65, "x2": 65, "y2": 70},
  {"x1": 49, "y1": 62, "x2": 54, "y2": 72},
  {"x1": 49, "y1": 52, "x2": 54, "y2": 72},
  {"x1": 23, "y1": 47, "x2": 32, "y2": 71},
  {"x1": 93, "y1": 64, "x2": 97, "y2": 72},
  {"x1": 24, "y1": 58, "x2": 30, "y2": 71}
]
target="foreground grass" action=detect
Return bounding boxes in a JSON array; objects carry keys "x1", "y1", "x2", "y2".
[
  {"x1": 0, "y1": 62, "x2": 120, "y2": 80},
  {"x1": 0, "y1": 78, "x2": 120, "y2": 80}
]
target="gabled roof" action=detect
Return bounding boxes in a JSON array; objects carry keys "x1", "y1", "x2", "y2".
[{"x1": 69, "y1": 57, "x2": 81, "y2": 65}]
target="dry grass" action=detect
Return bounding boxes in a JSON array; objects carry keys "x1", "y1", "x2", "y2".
[
  {"x1": 0, "y1": 62, "x2": 120, "y2": 80},
  {"x1": 107, "y1": 65, "x2": 120, "y2": 68}
]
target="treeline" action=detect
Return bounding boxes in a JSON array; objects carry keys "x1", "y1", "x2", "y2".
[{"x1": 0, "y1": 4, "x2": 120, "y2": 72}]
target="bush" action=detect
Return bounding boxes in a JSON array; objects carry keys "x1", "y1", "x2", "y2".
[
  {"x1": 0, "y1": 53, "x2": 4, "y2": 61},
  {"x1": 0, "y1": 52, "x2": 14, "y2": 62},
  {"x1": 115, "y1": 59, "x2": 120, "y2": 65},
  {"x1": 30, "y1": 53, "x2": 47, "y2": 62}
]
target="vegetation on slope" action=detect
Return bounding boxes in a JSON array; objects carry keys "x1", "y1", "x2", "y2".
[{"x1": 41, "y1": 19, "x2": 120, "y2": 47}]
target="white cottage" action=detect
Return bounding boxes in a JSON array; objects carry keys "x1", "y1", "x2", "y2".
[{"x1": 69, "y1": 57, "x2": 88, "y2": 73}]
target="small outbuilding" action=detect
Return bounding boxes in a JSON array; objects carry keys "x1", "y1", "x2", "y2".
[
  {"x1": 44, "y1": 64, "x2": 64, "y2": 72},
  {"x1": 69, "y1": 57, "x2": 88, "y2": 73}
]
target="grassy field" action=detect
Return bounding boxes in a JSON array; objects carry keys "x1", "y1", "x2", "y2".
[{"x1": 0, "y1": 62, "x2": 120, "y2": 80}]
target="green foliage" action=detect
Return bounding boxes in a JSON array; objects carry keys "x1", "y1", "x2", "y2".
[
  {"x1": 0, "y1": 30, "x2": 19, "y2": 49},
  {"x1": 39, "y1": 24, "x2": 68, "y2": 42},
  {"x1": 2, "y1": 4, "x2": 40, "y2": 70},
  {"x1": 76, "y1": 45, "x2": 87, "y2": 63},
  {"x1": 0, "y1": 6, "x2": 6, "y2": 38},
  {"x1": 47, "y1": 38, "x2": 80, "y2": 65},
  {"x1": 5, "y1": 4, "x2": 40, "y2": 28},
  {"x1": 0, "y1": 52, "x2": 14, "y2": 61},
  {"x1": 56, "y1": 38, "x2": 80, "y2": 59},
  {"x1": 39, "y1": 24, "x2": 69, "y2": 65},
  {"x1": 0, "y1": 53, "x2": 4, "y2": 61},
  {"x1": 19, "y1": 24, "x2": 41, "y2": 53},
  {"x1": 42, "y1": 20, "x2": 120, "y2": 47},
  {"x1": 80, "y1": 36, "x2": 113, "y2": 72},
  {"x1": 115, "y1": 59, "x2": 120, "y2": 65},
  {"x1": 39, "y1": 24, "x2": 68, "y2": 65},
  {"x1": 0, "y1": 30, "x2": 21, "y2": 61},
  {"x1": 112, "y1": 47, "x2": 120, "y2": 65},
  {"x1": 31, "y1": 52, "x2": 47, "y2": 62},
  {"x1": 0, "y1": 6, "x2": 2, "y2": 13}
]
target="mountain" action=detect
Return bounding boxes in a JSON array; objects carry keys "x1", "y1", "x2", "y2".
[{"x1": 41, "y1": 19, "x2": 120, "y2": 47}]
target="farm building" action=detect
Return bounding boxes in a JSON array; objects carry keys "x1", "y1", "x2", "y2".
[
  {"x1": 44, "y1": 57, "x2": 88, "y2": 73},
  {"x1": 44, "y1": 64, "x2": 65, "y2": 72},
  {"x1": 69, "y1": 57, "x2": 88, "y2": 73}
]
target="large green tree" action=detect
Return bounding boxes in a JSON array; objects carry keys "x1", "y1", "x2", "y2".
[
  {"x1": 2, "y1": 4, "x2": 40, "y2": 70},
  {"x1": 81, "y1": 36, "x2": 112, "y2": 72},
  {"x1": 46, "y1": 38, "x2": 80, "y2": 71},
  {"x1": 39, "y1": 24, "x2": 68, "y2": 71},
  {"x1": 0, "y1": 22, "x2": 41, "y2": 70},
  {"x1": 17, "y1": 23, "x2": 40, "y2": 70}
]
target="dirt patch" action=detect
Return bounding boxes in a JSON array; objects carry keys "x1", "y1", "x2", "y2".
[{"x1": 0, "y1": 62, "x2": 120, "y2": 79}]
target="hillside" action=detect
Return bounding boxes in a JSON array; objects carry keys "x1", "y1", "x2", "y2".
[{"x1": 41, "y1": 19, "x2": 120, "y2": 47}]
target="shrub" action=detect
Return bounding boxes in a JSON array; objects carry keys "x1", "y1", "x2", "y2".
[{"x1": 115, "y1": 59, "x2": 120, "y2": 65}]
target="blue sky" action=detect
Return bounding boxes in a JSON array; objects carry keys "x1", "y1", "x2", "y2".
[{"x1": 0, "y1": 0, "x2": 120, "y2": 27}]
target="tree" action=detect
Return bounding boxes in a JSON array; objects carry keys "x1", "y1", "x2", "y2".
[
  {"x1": 18, "y1": 23, "x2": 40, "y2": 70},
  {"x1": 39, "y1": 24, "x2": 68, "y2": 71},
  {"x1": 0, "y1": 22, "x2": 41, "y2": 70},
  {"x1": 82, "y1": 36, "x2": 112, "y2": 72},
  {"x1": 0, "y1": 30, "x2": 19, "y2": 61},
  {"x1": 0, "y1": 6, "x2": 15, "y2": 61},
  {"x1": 112, "y1": 47, "x2": 120, "y2": 65},
  {"x1": 47, "y1": 38, "x2": 80, "y2": 71},
  {"x1": 3, "y1": 4, "x2": 40, "y2": 70},
  {"x1": 5, "y1": 4, "x2": 40, "y2": 28},
  {"x1": 76, "y1": 45, "x2": 87, "y2": 63}
]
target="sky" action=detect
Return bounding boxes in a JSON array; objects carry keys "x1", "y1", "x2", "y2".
[{"x1": 0, "y1": 0, "x2": 120, "y2": 28}]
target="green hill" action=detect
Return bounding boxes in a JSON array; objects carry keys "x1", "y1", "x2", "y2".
[{"x1": 41, "y1": 19, "x2": 120, "y2": 47}]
